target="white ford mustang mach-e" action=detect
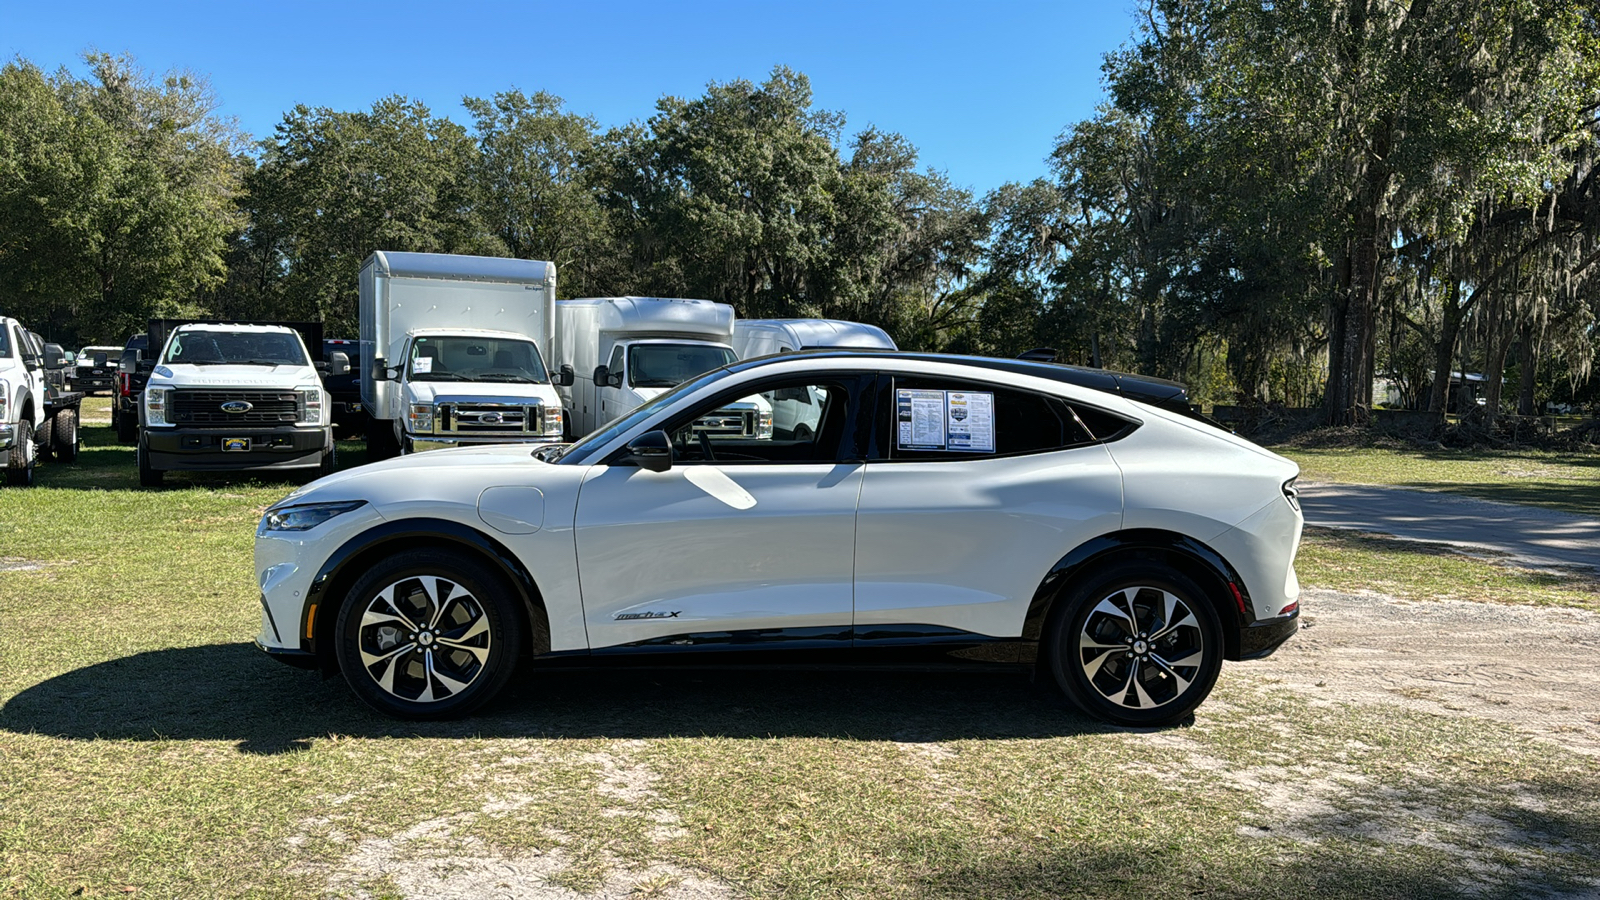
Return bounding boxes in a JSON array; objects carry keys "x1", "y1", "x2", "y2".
[{"x1": 255, "y1": 352, "x2": 1302, "y2": 726}]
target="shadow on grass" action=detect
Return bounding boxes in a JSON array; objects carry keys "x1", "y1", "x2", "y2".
[
  {"x1": 916, "y1": 835, "x2": 1600, "y2": 900},
  {"x1": 0, "y1": 643, "x2": 1112, "y2": 755}
]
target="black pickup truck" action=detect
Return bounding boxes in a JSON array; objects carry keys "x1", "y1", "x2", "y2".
[
  {"x1": 113, "y1": 333, "x2": 149, "y2": 444},
  {"x1": 323, "y1": 338, "x2": 367, "y2": 438}
]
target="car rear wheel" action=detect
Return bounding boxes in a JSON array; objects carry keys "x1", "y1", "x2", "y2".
[
  {"x1": 335, "y1": 550, "x2": 522, "y2": 719},
  {"x1": 1047, "y1": 560, "x2": 1222, "y2": 727}
]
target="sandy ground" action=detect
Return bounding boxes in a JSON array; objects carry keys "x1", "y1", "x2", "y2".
[{"x1": 1255, "y1": 587, "x2": 1600, "y2": 756}]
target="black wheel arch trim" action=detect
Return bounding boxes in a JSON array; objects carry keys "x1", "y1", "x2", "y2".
[
  {"x1": 1023, "y1": 529, "x2": 1254, "y2": 661},
  {"x1": 299, "y1": 517, "x2": 551, "y2": 675}
]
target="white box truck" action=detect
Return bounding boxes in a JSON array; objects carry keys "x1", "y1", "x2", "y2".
[
  {"x1": 360, "y1": 251, "x2": 571, "y2": 458},
  {"x1": 731, "y1": 319, "x2": 896, "y2": 440},
  {"x1": 556, "y1": 296, "x2": 769, "y2": 439}
]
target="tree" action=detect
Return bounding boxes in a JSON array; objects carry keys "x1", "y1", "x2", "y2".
[
  {"x1": 243, "y1": 96, "x2": 501, "y2": 332},
  {"x1": 0, "y1": 54, "x2": 245, "y2": 342}
]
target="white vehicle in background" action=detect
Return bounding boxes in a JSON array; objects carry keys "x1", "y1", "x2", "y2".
[
  {"x1": 137, "y1": 320, "x2": 340, "y2": 487},
  {"x1": 556, "y1": 296, "x2": 769, "y2": 440},
  {"x1": 0, "y1": 316, "x2": 83, "y2": 486},
  {"x1": 253, "y1": 351, "x2": 1303, "y2": 727},
  {"x1": 733, "y1": 319, "x2": 897, "y2": 440},
  {"x1": 360, "y1": 252, "x2": 569, "y2": 459}
]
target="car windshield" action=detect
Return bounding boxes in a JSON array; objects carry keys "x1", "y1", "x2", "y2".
[
  {"x1": 627, "y1": 343, "x2": 737, "y2": 388},
  {"x1": 408, "y1": 336, "x2": 549, "y2": 384},
  {"x1": 164, "y1": 330, "x2": 308, "y2": 366},
  {"x1": 555, "y1": 365, "x2": 736, "y2": 466}
]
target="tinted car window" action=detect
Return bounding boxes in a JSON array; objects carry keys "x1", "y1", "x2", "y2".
[{"x1": 883, "y1": 377, "x2": 1098, "y2": 460}]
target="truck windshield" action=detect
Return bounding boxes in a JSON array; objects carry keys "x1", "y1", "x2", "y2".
[
  {"x1": 409, "y1": 336, "x2": 550, "y2": 384},
  {"x1": 628, "y1": 344, "x2": 737, "y2": 388},
  {"x1": 556, "y1": 365, "x2": 735, "y2": 466},
  {"x1": 164, "y1": 331, "x2": 308, "y2": 366}
]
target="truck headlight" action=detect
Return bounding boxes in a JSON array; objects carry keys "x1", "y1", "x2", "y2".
[
  {"x1": 408, "y1": 402, "x2": 434, "y2": 433},
  {"x1": 542, "y1": 404, "x2": 564, "y2": 437},
  {"x1": 296, "y1": 385, "x2": 326, "y2": 427},
  {"x1": 0, "y1": 383, "x2": 9, "y2": 420},
  {"x1": 258, "y1": 500, "x2": 367, "y2": 534},
  {"x1": 144, "y1": 386, "x2": 173, "y2": 427},
  {"x1": 757, "y1": 410, "x2": 773, "y2": 440}
]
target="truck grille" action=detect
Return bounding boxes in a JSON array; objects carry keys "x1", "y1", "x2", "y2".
[
  {"x1": 691, "y1": 409, "x2": 755, "y2": 437},
  {"x1": 438, "y1": 403, "x2": 541, "y2": 435},
  {"x1": 172, "y1": 390, "x2": 300, "y2": 426}
]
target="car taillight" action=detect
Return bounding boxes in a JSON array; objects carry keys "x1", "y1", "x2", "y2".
[{"x1": 118, "y1": 373, "x2": 130, "y2": 396}]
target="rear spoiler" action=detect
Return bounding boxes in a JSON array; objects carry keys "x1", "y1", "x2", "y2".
[{"x1": 145, "y1": 319, "x2": 326, "y2": 367}]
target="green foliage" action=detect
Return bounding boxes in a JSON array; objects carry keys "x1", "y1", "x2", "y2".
[
  {"x1": 0, "y1": 55, "x2": 244, "y2": 343},
  {"x1": 239, "y1": 96, "x2": 501, "y2": 333}
]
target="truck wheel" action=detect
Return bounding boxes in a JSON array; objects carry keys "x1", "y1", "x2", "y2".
[
  {"x1": 304, "y1": 445, "x2": 337, "y2": 483},
  {"x1": 366, "y1": 418, "x2": 397, "y2": 461},
  {"x1": 35, "y1": 416, "x2": 54, "y2": 462},
  {"x1": 53, "y1": 409, "x2": 79, "y2": 463},
  {"x1": 116, "y1": 409, "x2": 137, "y2": 444},
  {"x1": 335, "y1": 549, "x2": 523, "y2": 719},
  {"x1": 5, "y1": 419, "x2": 35, "y2": 486},
  {"x1": 136, "y1": 440, "x2": 164, "y2": 488}
]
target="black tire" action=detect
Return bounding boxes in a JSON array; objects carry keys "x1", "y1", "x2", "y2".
[
  {"x1": 35, "y1": 416, "x2": 54, "y2": 461},
  {"x1": 1046, "y1": 560, "x2": 1223, "y2": 727},
  {"x1": 52, "y1": 409, "x2": 79, "y2": 463},
  {"x1": 335, "y1": 549, "x2": 523, "y2": 719},
  {"x1": 136, "y1": 438, "x2": 163, "y2": 488},
  {"x1": 305, "y1": 444, "x2": 337, "y2": 483},
  {"x1": 5, "y1": 418, "x2": 35, "y2": 486},
  {"x1": 365, "y1": 417, "x2": 397, "y2": 461},
  {"x1": 116, "y1": 408, "x2": 137, "y2": 444}
]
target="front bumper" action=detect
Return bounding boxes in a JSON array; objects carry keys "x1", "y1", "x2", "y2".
[
  {"x1": 145, "y1": 425, "x2": 330, "y2": 472},
  {"x1": 74, "y1": 375, "x2": 114, "y2": 392}
]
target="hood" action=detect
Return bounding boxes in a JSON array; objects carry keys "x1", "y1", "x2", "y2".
[
  {"x1": 273, "y1": 443, "x2": 551, "y2": 506},
  {"x1": 405, "y1": 381, "x2": 560, "y2": 404},
  {"x1": 150, "y1": 363, "x2": 319, "y2": 387}
]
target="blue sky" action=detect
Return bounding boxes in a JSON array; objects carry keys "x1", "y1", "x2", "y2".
[{"x1": 1, "y1": 0, "x2": 1140, "y2": 196}]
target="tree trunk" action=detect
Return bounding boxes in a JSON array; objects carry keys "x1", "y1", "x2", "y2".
[
  {"x1": 1325, "y1": 173, "x2": 1386, "y2": 426},
  {"x1": 1427, "y1": 280, "x2": 1464, "y2": 413}
]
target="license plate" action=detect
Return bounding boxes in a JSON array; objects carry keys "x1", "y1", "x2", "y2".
[{"x1": 222, "y1": 438, "x2": 250, "y2": 452}]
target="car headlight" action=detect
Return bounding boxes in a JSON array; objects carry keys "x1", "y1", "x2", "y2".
[
  {"x1": 258, "y1": 500, "x2": 367, "y2": 534},
  {"x1": 408, "y1": 402, "x2": 434, "y2": 433},
  {"x1": 144, "y1": 386, "x2": 173, "y2": 426},
  {"x1": 296, "y1": 385, "x2": 326, "y2": 426}
]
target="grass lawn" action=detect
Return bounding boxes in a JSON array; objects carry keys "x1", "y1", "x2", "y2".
[
  {"x1": 1278, "y1": 445, "x2": 1600, "y2": 517},
  {"x1": 2, "y1": 402, "x2": 1597, "y2": 898}
]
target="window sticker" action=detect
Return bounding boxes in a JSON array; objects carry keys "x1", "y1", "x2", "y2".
[
  {"x1": 946, "y1": 391, "x2": 995, "y2": 452},
  {"x1": 897, "y1": 389, "x2": 995, "y2": 453},
  {"x1": 412, "y1": 356, "x2": 433, "y2": 374}
]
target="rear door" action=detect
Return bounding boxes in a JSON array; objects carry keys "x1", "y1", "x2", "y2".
[{"x1": 852, "y1": 374, "x2": 1126, "y2": 641}]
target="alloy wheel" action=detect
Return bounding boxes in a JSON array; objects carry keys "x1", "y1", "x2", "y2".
[
  {"x1": 1077, "y1": 586, "x2": 1206, "y2": 711},
  {"x1": 357, "y1": 575, "x2": 493, "y2": 703}
]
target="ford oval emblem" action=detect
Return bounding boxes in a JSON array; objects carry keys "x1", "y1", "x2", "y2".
[
  {"x1": 481, "y1": 412, "x2": 503, "y2": 424},
  {"x1": 221, "y1": 400, "x2": 253, "y2": 414}
]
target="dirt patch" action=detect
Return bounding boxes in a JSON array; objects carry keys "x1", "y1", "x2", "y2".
[{"x1": 1256, "y1": 588, "x2": 1600, "y2": 755}]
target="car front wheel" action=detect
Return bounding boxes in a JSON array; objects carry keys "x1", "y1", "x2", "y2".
[
  {"x1": 1047, "y1": 560, "x2": 1223, "y2": 727},
  {"x1": 335, "y1": 550, "x2": 522, "y2": 719}
]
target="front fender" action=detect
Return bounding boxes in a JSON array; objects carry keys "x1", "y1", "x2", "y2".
[{"x1": 303, "y1": 517, "x2": 553, "y2": 675}]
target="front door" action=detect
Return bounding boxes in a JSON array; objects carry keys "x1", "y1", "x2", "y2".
[{"x1": 574, "y1": 373, "x2": 873, "y2": 652}]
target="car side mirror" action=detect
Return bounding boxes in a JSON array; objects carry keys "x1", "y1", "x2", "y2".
[
  {"x1": 43, "y1": 344, "x2": 66, "y2": 369},
  {"x1": 618, "y1": 430, "x2": 672, "y2": 473},
  {"x1": 328, "y1": 351, "x2": 351, "y2": 376},
  {"x1": 555, "y1": 364, "x2": 575, "y2": 387},
  {"x1": 593, "y1": 365, "x2": 609, "y2": 386},
  {"x1": 371, "y1": 357, "x2": 389, "y2": 381}
]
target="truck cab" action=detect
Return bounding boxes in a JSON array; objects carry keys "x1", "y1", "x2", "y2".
[
  {"x1": 557, "y1": 297, "x2": 770, "y2": 440},
  {"x1": 731, "y1": 318, "x2": 897, "y2": 441},
  {"x1": 359, "y1": 252, "x2": 567, "y2": 459},
  {"x1": 382, "y1": 328, "x2": 566, "y2": 454},
  {"x1": 137, "y1": 321, "x2": 339, "y2": 487}
]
